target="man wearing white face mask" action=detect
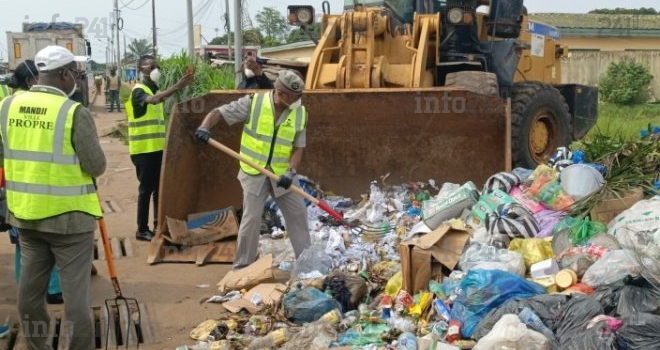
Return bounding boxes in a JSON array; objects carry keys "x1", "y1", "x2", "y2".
[
  {"x1": 195, "y1": 69, "x2": 310, "y2": 269},
  {"x1": 126, "y1": 54, "x2": 193, "y2": 241},
  {"x1": 0, "y1": 45, "x2": 106, "y2": 349},
  {"x1": 237, "y1": 55, "x2": 274, "y2": 90}
]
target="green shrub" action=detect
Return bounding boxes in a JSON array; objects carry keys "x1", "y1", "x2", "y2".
[
  {"x1": 159, "y1": 50, "x2": 235, "y2": 116},
  {"x1": 599, "y1": 61, "x2": 653, "y2": 105}
]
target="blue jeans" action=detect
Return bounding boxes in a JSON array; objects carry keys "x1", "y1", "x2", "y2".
[
  {"x1": 108, "y1": 89, "x2": 121, "y2": 112},
  {"x1": 11, "y1": 228, "x2": 61, "y2": 295}
]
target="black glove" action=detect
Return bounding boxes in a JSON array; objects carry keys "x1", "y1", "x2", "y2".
[
  {"x1": 276, "y1": 170, "x2": 296, "y2": 189},
  {"x1": 195, "y1": 126, "x2": 210, "y2": 143}
]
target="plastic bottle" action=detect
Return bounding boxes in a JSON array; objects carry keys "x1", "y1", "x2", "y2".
[
  {"x1": 518, "y1": 307, "x2": 556, "y2": 341},
  {"x1": 446, "y1": 319, "x2": 462, "y2": 343},
  {"x1": 397, "y1": 332, "x2": 417, "y2": 350},
  {"x1": 246, "y1": 328, "x2": 291, "y2": 350}
]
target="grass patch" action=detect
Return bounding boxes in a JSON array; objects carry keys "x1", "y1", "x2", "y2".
[{"x1": 588, "y1": 103, "x2": 660, "y2": 140}]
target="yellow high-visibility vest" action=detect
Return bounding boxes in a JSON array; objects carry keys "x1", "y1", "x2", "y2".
[
  {"x1": 239, "y1": 92, "x2": 307, "y2": 176},
  {"x1": 0, "y1": 92, "x2": 101, "y2": 220},
  {"x1": 124, "y1": 83, "x2": 166, "y2": 155}
]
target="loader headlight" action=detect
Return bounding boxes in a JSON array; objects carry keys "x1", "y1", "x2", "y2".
[
  {"x1": 296, "y1": 8, "x2": 313, "y2": 24},
  {"x1": 448, "y1": 8, "x2": 464, "y2": 24}
]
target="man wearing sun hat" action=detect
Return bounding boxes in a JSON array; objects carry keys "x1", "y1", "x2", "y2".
[
  {"x1": 0, "y1": 45, "x2": 105, "y2": 349},
  {"x1": 195, "y1": 69, "x2": 311, "y2": 269}
]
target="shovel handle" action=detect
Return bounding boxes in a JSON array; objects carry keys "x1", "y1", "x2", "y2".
[{"x1": 206, "y1": 138, "x2": 345, "y2": 223}]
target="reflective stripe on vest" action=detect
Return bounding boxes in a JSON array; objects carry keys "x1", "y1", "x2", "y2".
[
  {"x1": 239, "y1": 92, "x2": 306, "y2": 176},
  {"x1": 124, "y1": 83, "x2": 166, "y2": 155},
  {"x1": 0, "y1": 84, "x2": 9, "y2": 100},
  {"x1": 0, "y1": 92, "x2": 102, "y2": 220}
]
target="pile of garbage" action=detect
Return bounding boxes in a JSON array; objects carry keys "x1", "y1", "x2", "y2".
[{"x1": 179, "y1": 131, "x2": 660, "y2": 350}]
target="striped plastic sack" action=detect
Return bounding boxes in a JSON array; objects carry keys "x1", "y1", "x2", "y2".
[
  {"x1": 482, "y1": 172, "x2": 522, "y2": 195},
  {"x1": 485, "y1": 202, "x2": 540, "y2": 239}
]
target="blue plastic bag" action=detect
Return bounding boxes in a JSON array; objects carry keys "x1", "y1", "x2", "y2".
[
  {"x1": 283, "y1": 287, "x2": 341, "y2": 325},
  {"x1": 449, "y1": 269, "x2": 546, "y2": 338}
]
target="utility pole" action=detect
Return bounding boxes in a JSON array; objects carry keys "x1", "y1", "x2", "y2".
[
  {"x1": 114, "y1": 0, "x2": 121, "y2": 71},
  {"x1": 233, "y1": 0, "x2": 242, "y2": 86},
  {"x1": 225, "y1": 0, "x2": 231, "y2": 60},
  {"x1": 123, "y1": 33, "x2": 127, "y2": 68},
  {"x1": 186, "y1": 0, "x2": 195, "y2": 57},
  {"x1": 152, "y1": 0, "x2": 158, "y2": 56}
]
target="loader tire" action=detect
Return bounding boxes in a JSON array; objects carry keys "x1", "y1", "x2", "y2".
[
  {"x1": 444, "y1": 71, "x2": 499, "y2": 96},
  {"x1": 511, "y1": 82, "x2": 571, "y2": 169}
]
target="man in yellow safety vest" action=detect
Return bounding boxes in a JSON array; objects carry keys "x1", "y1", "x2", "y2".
[
  {"x1": 125, "y1": 54, "x2": 193, "y2": 241},
  {"x1": 0, "y1": 45, "x2": 106, "y2": 350},
  {"x1": 195, "y1": 70, "x2": 311, "y2": 269}
]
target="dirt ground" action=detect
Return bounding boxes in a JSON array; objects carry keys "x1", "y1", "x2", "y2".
[{"x1": 0, "y1": 93, "x2": 233, "y2": 349}]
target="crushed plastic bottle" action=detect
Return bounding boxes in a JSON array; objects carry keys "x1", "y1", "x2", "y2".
[
  {"x1": 246, "y1": 328, "x2": 291, "y2": 350},
  {"x1": 397, "y1": 332, "x2": 417, "y2": 350}
]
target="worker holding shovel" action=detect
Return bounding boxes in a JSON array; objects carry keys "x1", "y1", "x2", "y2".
[{"x1": 195, "y1": 70, "x2": 311, "y2": 269}]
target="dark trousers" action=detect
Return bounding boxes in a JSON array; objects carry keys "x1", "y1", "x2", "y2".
[
  {"x1": 108, "y1": 90, "x2": 121, "y2": 112},
  {"x1": 130, "y1": 151, "x2": 162, "y2": 231}
]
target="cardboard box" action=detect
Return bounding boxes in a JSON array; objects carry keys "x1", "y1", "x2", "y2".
[
  {"x1": 590, "y1": 187, "x2": 644, "y2": 224},
  {"x1": 399, "y1": 224, "x2": 471, "y2": 294}
]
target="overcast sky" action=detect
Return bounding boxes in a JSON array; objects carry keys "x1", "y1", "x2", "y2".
[{"x1": 0, "y1": 0, "x2": 657, "y2": 63}]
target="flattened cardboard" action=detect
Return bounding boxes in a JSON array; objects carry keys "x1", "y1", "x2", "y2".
[
  {"x1": 165, "y1": 207, "x2": 238, "y2": 246},
  {"x1": 245, "y1": 283, "x2": 287, "y2": 306},
  {"x1": 399, "y1": 224, "x2": 471, "y2": 294},
  {"x1": 217, "y1": 255, "x2": 275, "y2": 293},
  {"x1": 222, "y1": 298, "x2": 262, "y2": 314}
]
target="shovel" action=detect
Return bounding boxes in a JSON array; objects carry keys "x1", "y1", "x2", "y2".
[
  {"x1": 96, "y1": 189, "x2": 141, "y2": 349},
  {"x1": 206, "y1": 138, "x2": 347, "y2": 224}
]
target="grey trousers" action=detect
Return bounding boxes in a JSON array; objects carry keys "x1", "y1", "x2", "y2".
[
  {"x1": 17, "y1": 229, "x2": 94, "y2": 350},
  {"x1": 234, "y1": 173, "x2": 311, "y2": 268}
]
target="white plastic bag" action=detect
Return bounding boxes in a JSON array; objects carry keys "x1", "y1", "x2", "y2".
[
  {"x1": 582, "y1": 250, "x2": 641, "y2": 287},
  {"x1": 473, "y1": 314, "x2": 549, "y2": 350},
  {"x1": 609, "y1": 196, "x2": 660, "y2": 244},
  {"x1": 458, "y1": 243, "x2": 526, "y2": 276}
]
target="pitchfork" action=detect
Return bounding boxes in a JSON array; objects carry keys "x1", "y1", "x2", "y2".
[{"x1": 96, "y1": 190, "x2": 141, "y2": 349}]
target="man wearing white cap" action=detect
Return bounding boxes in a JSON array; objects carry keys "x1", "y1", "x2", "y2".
[
  {"x1": 0, "y1": 45, "x2": 106, "y2": 349},
  {"x1": 195, "y1": 69, "x2": 311, "y2": 269}
]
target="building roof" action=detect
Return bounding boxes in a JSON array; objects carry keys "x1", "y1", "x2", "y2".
[{"x1": 529, "y1": 13, "x2": 660, "y2": 37}]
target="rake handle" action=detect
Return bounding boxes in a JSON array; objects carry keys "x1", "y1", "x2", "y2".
[
  {"x1": 206, "y1": 138, "x2": 346, "y2": 223},
  {"x1": 95, "y1": 188, "x2": 124, "y2": 299}
]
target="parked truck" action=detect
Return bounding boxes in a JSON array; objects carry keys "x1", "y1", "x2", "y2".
[{"x1": 6, "y1": 22, "x2": 92, "y2": 106}]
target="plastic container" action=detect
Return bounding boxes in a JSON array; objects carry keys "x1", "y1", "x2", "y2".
[
  {"x1": 531, "y1": 276, "x2": 558, "y2": 293},
  {"x1": 530, "y1": 258, "x2": 560, "y2": 278},
  {"x1": 555, "y1": 269, "x2": 578, "y2": 289},
  {"x1": 446, "y1": 319, "x2": 462, "y2": 343}
]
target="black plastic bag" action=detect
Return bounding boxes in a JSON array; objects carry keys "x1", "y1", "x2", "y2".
[
  {"x1": 555, "y1": 295, "x2": 604, "y2": 347},
  {"x1": 617, "y1": 313, "x2": 660, "y2": 350},
  {"x1": 563, "y1": 321, "x2": 621, "y2": 350},
  {"x1": 592, "y1": 276, "x2": 660, "y2": 317},
  {"x1": 473, "y1": 294, "x2": 569, "y2": 339}
]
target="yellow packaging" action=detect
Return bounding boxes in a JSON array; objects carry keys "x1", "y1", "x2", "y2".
[
  {"x1": 385, "y1": 271, "x2": 403, "y2": 298},
  {"x1": 531, "y1": 276, "x2": 558, "y2": 293},
  {"x1": 509, "y1": 238, "x2": 554, "y2": 268},
  {"x1": 320, "y1": 309, "x2": 342, "y2": 325},
  {"x1": 409, "y1": 292, "x2": 432, "y2": 317},
  {"x1": 555, "y1": 269, "x2": 578, "y2": 289},
  {"x1": 270, "y1": 328, "x2": 290, "y2": 346}
]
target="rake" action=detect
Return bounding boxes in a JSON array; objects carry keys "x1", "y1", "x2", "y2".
[{"x1": 97, "y1": 195, "x2": 141, "y2": 349}]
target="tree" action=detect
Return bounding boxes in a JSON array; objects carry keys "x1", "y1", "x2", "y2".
[
  {"x1": 125, "y1": 38, "x2": 154, "y2": 62},
  {"x1": 287, "y1": 23, "x2": 322, "y2": 44},
  {"x1": 255, "y1": 7, "x2": 289, "y2": 46},
  {"x1": 209, "y1": 29, "x2": 264, "y2": 46},
  {"x1": 589, "y1": 7, "x2": 657, "y2": 15}
]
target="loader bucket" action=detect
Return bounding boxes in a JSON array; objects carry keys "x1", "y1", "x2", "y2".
[{"x1": 157, "y1": 88, "x2": 509, "y2": 237}]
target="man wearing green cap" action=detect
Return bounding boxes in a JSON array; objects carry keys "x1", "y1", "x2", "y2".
[{"x1": 195, "y1": 69, "x2": 310, "y2": 269}]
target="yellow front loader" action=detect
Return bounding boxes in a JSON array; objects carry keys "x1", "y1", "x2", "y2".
[{"x1": 156, "y1": 0, "x2": 597, "y2": 243}]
